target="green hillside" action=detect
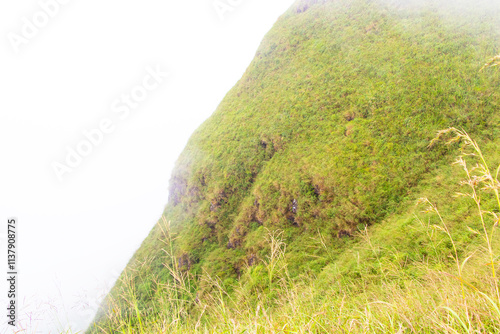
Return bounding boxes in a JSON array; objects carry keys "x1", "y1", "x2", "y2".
[{"x1": 89, "y1": 0, "x2": 500, "y2": 332}]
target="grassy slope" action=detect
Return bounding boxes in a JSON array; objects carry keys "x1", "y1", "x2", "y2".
[{"x1": 90, "y1": 0, "x2": 500, "y2": 331}]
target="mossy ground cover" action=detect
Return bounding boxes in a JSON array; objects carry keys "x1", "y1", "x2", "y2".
[{"x1": 89, "y1": 0, "x2": 500, "y2": 332}]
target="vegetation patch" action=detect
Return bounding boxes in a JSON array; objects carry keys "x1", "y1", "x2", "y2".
[{"x1": 90, "y1": 0, "x2": 500, "y2": 332}]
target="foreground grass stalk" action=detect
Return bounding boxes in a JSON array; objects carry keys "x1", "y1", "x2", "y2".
[
  {"x1": 417, "y1": 198, "x2": 465, "y2": 300},
  {"x1": 431, "y1": 128, "x2": 500, "y2": 306}
]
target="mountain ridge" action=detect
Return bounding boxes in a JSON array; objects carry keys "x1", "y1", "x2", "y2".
[{"x1": 90, "y1": 0, "x2": 500, "y2": 331}]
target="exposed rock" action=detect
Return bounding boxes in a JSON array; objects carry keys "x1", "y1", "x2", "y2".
[
  {"x1": 292, "y1": 199, "x2": 298, "y2": 214},
  {"x1": 177, "y1": 254, "x2": 191, "y2": 270},
  {"x1": 337, "y1": 230, "x2": 352, "y2": 238},
  {"x1": 247, "y1": 254, "x2": 257, "y2": 267}
]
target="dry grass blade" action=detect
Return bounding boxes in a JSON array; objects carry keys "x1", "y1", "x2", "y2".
[{"x1": 480, "y1": 54, "x2": 500, "y2": 71}]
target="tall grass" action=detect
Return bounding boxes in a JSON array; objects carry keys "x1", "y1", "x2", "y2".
[{"x1": 89, "y1": 129, "x2": 500, "y2": 333}]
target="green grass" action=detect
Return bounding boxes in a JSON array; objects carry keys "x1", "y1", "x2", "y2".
[
  {"x1": 89, "y1": 132, "x2": 500, "y2": 332},
  {"x1": 89, "y1": 0, "x2": 500, "y2": 332}
]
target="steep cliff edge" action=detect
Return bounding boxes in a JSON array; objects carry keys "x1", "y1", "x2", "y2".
[{"x1": 90, "y1": 0, "x2": 500, "y2": 331}]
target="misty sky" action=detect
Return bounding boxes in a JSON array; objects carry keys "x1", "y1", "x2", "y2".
[{"x1": 0, "y1": 0, "x2": 296, "y2": 332}]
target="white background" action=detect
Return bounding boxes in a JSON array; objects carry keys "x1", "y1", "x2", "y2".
[{"x1": 0, "y1": 0, "x2": 296, "y2": 332}]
